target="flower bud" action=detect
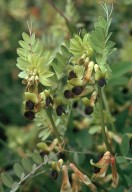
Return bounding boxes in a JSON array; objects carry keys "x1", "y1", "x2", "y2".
[
  {"x1": 84, "y1": 61, "x2": 94, "y2": 82},
  {"x1": 90, "y1": 91, "x2": 97, "y2": 107},
  {"x1": 49, "y1": 138, "x2": 58, "y2": 151},
  {"x1": 60, "y1": 165, "x2": 72, "y2": 192},
  {"x1": 35, "y1": 75, "x2": 39, "y2": 83},
  {"x1": 84, "y1": 57, "x2": 90, "y2": 65},
  {"x1": 29, "y1": 76, "x2": 35, "y2": 82},
  {"x1": 94, "y1": 64, "x2": 99, "y2": 73},
  {"x1": 37, "y1": 142, "x2": 50, "y2": 152}
]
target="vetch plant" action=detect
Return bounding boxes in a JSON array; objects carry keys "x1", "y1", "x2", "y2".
[{"x1": 1, "y1": 1, "x2": 132, "y2": 192}]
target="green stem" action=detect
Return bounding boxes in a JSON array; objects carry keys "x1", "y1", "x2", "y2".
[
  {"x1": 102, "y1": 90, "x2": 116, "y2": 132},
  {"x1": 46, "y1": 109, "x2": 62, "y2": 144},
  {"x1": 98, "y1": 86, "x2": 113, "y2": 154}
]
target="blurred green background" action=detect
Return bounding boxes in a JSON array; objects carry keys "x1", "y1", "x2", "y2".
[{"x1": 0, "y1": 0, "x2": 132, "y2": 191}]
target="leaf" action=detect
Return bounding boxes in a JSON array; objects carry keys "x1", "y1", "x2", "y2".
[
  {"x1": 44, "y1": 155, "x2": 49, "y2": 164},
  {"x1": 11, "y1": 182, "x2": 19, "y2": 192},
  {"x1": 42, "y1": 129, "x2": 52, "y2": 141},
  {"x1": 89, "y1": 126, "x2": 100, "y2": 135},
  {"x1": 32, "y1": 164, "x2": 37, "y2": 174},
  {"x1": 22, "y1": 32, "x2": 30, "y2": 42},
  {"x1": 38, "y1": 128, "x2": 52, "y2": 141},
  {"x1": 120, "y1": 135, "x2": 130, "y2": 156},
  {"x1": 19, "y1": 40, "x2": 31, "y2": 51},
  {"x1": 31, "y1": 152, "x2": 43, "y2": 164},
  {"x1": 1, "y1": 172, "x2": 14, "y2": 188},
  {"x1": 0, "y1": 185, "x2": 4, "y2": 192},
  {"x1": 111, "y1": 61, "x2": 132, "y2": 78},
  {"x1": 116, "y1": 156, "x2": 127, "y2": 164},
  {"x1": 13, "y1": 163, "x2": 25, "y2": 178},
  {"x1": 21, "y1": 172, "x2": 25, "y2": 181},
  {"x1": 108, "y1": 76, "x2": 129, "y2": 86},
  {"x1": 21, "y1": 158, "x2": 33, "y2": 173}
]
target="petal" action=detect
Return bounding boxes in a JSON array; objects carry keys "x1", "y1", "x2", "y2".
[
  {"x1": 70, "y1": 163, "x2": 91, "y2": 185},
  {"x1": 92, "y1": 165, "x2": 109, "y2": 179},
  {"x1": 90, "y1": 151, "x2": 111, "y2": 168},
  {"x1": 60, "y1": 165, "x2": 72, "y2": 192},
  {"x1": 111, "y1": 157, "x2": 119, "y2": 186}
]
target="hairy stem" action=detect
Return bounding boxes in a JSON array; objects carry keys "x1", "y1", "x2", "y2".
[{"x1": 98, "y1": 86, "x2": 113, "y2": 154}]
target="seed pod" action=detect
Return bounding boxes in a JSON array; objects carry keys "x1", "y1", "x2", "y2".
[
  {"x1": 64, "y1": 90, "x2": 73, "y2": 98},
  {"x1": 72, "y1": 86, "x2": 83, "y2": 95},
  {"x1": 26, "y1": 100, "x2": 35, "y2": 110},
  {"x1": 50, "y1": 170, "x2": 58, "y2": 180},
  {"x1": 24, "y1": 111, "x2": 35, "y2": 120},
  {"x1": 68, "y1": 70, "x2": 77, "y2": 80},
  {"x1": 98, "y1": 78, "x2": 106, "y2": 87},
  {"x1": 46, "y1": 96, "x2": 53, "y2": 107},
  {"x1": 85, "y1": 106, "x2": 93, "y2": 115},
  {"x1": 56, "y1": 106, "x2": 64, "y2": 116}
]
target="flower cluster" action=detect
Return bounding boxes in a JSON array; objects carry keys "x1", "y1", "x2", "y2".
[{"x1": 90, "y1": 151, "x2": 119, "y2": 187}]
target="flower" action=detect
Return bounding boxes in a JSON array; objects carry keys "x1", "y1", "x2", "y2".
[
  {"x1": 90, "y1": 151, "x2": 119, "y2": 186},
  {"x1": 16, "y1": 32, "x2": 54, "y2": 87}
]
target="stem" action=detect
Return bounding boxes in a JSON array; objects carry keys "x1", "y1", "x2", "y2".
[
  {"x1": 102, "y1": 90, "x2": 116, "y2": 132},
  {"x1": 98, "y1": 86, "x2": 113, "y2": 154},
  {"x1": 46, "y1": 109, "x2": 62, "y2": 143},
  {"x1": 47, "y1": 0, "x2": 76, "y2": 35}
]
